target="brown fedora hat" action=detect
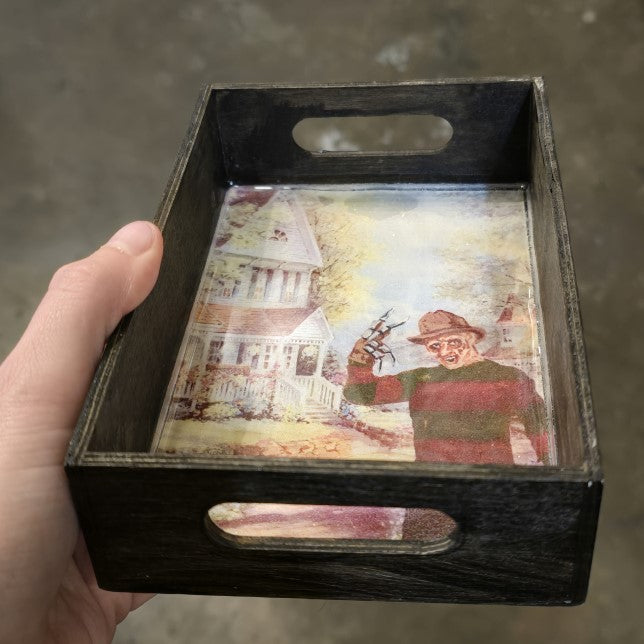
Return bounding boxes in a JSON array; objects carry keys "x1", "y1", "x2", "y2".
[{"x1": 407, "y1": 310, "x2": 485, "y2": 344}]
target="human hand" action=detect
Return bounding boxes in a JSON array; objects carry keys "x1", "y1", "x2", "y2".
[
  {"x1": 348, "y1": 309, "x2": 407, "y2": 369},
  {"x1": 347, "y1": 337, "x2": 382, "y2": 366},
  {"x1": 0, "y1": 221, "x2": 163, "y2": 643}
]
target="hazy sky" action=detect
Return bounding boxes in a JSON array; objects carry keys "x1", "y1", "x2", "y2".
[{"x1": 294, "y1": 186, "x2": 535, "y2": 374}]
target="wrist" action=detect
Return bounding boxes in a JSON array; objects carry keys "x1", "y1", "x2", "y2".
[{"x1": 346, "y1": 364, "x2": 376, "y2": 384}]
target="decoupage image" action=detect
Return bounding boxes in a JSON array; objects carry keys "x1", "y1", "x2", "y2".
[{"x1": 153, "y1": 184, "x2": 555, "y2": 542}]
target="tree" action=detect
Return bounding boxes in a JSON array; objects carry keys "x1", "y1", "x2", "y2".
[
  {"x1": 299, "y1": 194, "x2": 381, "y2": 324},
  {"x1": 214, "y1": 202, "x2": 273, "y2": 250},
  {"x1": 430, "y1": 215, "x2": 534, "y2": 317},
  {"x1": 322, "y1": 347, "x2": 347, "y2": 385}
]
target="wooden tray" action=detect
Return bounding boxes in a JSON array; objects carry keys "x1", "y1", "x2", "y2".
[{"x1": 65, "y1": 79, "x2": 602, "y2": 605}]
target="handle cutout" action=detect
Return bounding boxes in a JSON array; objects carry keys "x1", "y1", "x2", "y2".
[
  {"x1": 206, "y1": 502, "x2": 460, "y2": 555},
  {"x1": 292, "y1": 114, "x2": 453, "y2": 155}
]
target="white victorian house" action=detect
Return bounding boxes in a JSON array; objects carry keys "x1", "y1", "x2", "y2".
[{"x1": 175, "y1": 190, "x2": 342, "y2": 415}]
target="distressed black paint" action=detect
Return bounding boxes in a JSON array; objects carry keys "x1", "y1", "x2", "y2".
[{"x1": 66, "y1": 79, "x2": 602, "y2": 605}]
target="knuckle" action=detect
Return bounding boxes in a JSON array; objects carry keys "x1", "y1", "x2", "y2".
[
  {"x1": 49, "y1": 259, "x2": 103, "y2": 295},
  {"x1": 47, "y1": 254, "x2": 131, "y2": 335}
]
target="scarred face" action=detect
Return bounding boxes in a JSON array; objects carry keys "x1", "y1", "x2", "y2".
[{"x1": 424, "y1": 332, "x2": 482, "y2": 369}]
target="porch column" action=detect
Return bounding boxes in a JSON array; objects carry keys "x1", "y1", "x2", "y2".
[
  {"x1": 266, "y1": 268, "x2": 283, "y2": 303},
  {"x1": 284, "y1": 271, "x2": 296, "y2": 302},
  {"x1": 296, "y1": 270, "x2": 312, "y2": 306},
  {"x1": 253, "y1": 269, "x2": 268, "y2": 301},
  {"x1": 314, "y1": 343, "x2": 325, "y2": 377}
]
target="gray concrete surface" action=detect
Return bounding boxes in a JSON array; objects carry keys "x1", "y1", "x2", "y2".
[{"x1": 0, "y1": 0, "x2": 642, "y2": 642}]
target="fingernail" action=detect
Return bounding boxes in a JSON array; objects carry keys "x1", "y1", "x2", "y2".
[{"x1": 105, "y1": 221, "x2": 157, "y2": 256}]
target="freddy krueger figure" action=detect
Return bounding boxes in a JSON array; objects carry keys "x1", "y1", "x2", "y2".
[{"x1": 343, "y1": 309, "x2": 550, "y2": 466}]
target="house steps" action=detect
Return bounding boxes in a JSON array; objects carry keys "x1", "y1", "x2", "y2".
[{"x1": 301, "y1": 399, "x2": 341, "y2": 423}]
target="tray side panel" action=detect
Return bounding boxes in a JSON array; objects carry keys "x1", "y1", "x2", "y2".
[
  {"x1": 528, "y1": 80, "x2": 600, "y2": 472},
  {"x1": 68, "y1": 464, "x2": 598, "y2": 605},
  {"x1": 79, "y1": 91, "x2": 225, "y2": 453},
  {"x1": 215, "y1": 81, "x2": 532, "y2": 184}
]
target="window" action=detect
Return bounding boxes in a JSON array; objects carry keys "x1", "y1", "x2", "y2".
[
  {"x1": 213, "y1": 277, "x2": 241, "y2": 299},
  {"x1": 208, "y1": 339, "x2": 223, "y2": 364},
  {"x1": 283, "y1": 345, "x2": 294, "y2": 370},
  {"x1": 263, "y1": 344, "x2": 276, "y2": 370},
  {"x1": 213, "y1": 279, "x2": 226, "y2": 297},
  {"x1": 269, "y1": 228, "x2": 288, "y2": 242},
  {"x1": 236, "y1": 343, "x2": 246, "y2": 365},
  {"x1": 295, "y1": 344, "x2": 319, "y2": 376},
  {"x1": 183, "y1": 376, "x2": 196, "y2": 396}
]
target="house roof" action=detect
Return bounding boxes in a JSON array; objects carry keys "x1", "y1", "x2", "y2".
[
  {"x1": 195, "y1": 303, "x2": 324, "y2": 337},
  {"x1": 217, "y1": 190, "x2": 323, "y2": 268},
  {"x1": 497, "y1": 293, "x2": 532, "y2": 324}
]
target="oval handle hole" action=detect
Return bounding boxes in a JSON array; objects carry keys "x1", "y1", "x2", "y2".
[
  {"x1": 206, "y1": 502, "x2": 460, "y2": 555},
  {"x1": 292, "y1": 114, "x2": 453, "y2": 155}
]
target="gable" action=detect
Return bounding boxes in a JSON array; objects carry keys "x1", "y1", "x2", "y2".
[
  {"x1": 290, "y1": 308, "x2": 333, "y2": 343},
  {"x1": 217, "y1": 191, "x2": 323, "y2": 267}
]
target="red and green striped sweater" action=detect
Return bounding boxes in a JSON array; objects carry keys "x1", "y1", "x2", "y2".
[{"x1": 343, "y1": 359, "x2": 550, "y2": 464}]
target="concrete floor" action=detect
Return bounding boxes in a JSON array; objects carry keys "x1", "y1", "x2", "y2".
[{"x1": 1, "y1": 0, "x2": 642, "y2": 642}]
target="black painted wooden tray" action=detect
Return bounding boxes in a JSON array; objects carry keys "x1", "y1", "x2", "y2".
[{"x1": 65, "y1": 79, "x2": 602, "y2": 605}]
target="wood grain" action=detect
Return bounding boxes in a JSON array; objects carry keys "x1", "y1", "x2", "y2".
[
  {"x1": 65, "y1": 79, "x2": 602, "y2": 605},
  {"x1": 528, "y1": 79, "x2": 600, "y2": 473},
  {"x1": 215, "y1": 80, "x2": 533, "y2": 184},
  {"x1": 67, "y1": 460, "x2": 600, "y2": 604}
]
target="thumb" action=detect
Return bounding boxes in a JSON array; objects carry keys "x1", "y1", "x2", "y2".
[{"x1": 0, "y1": 220, "x2": 163, "y2": 462}]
